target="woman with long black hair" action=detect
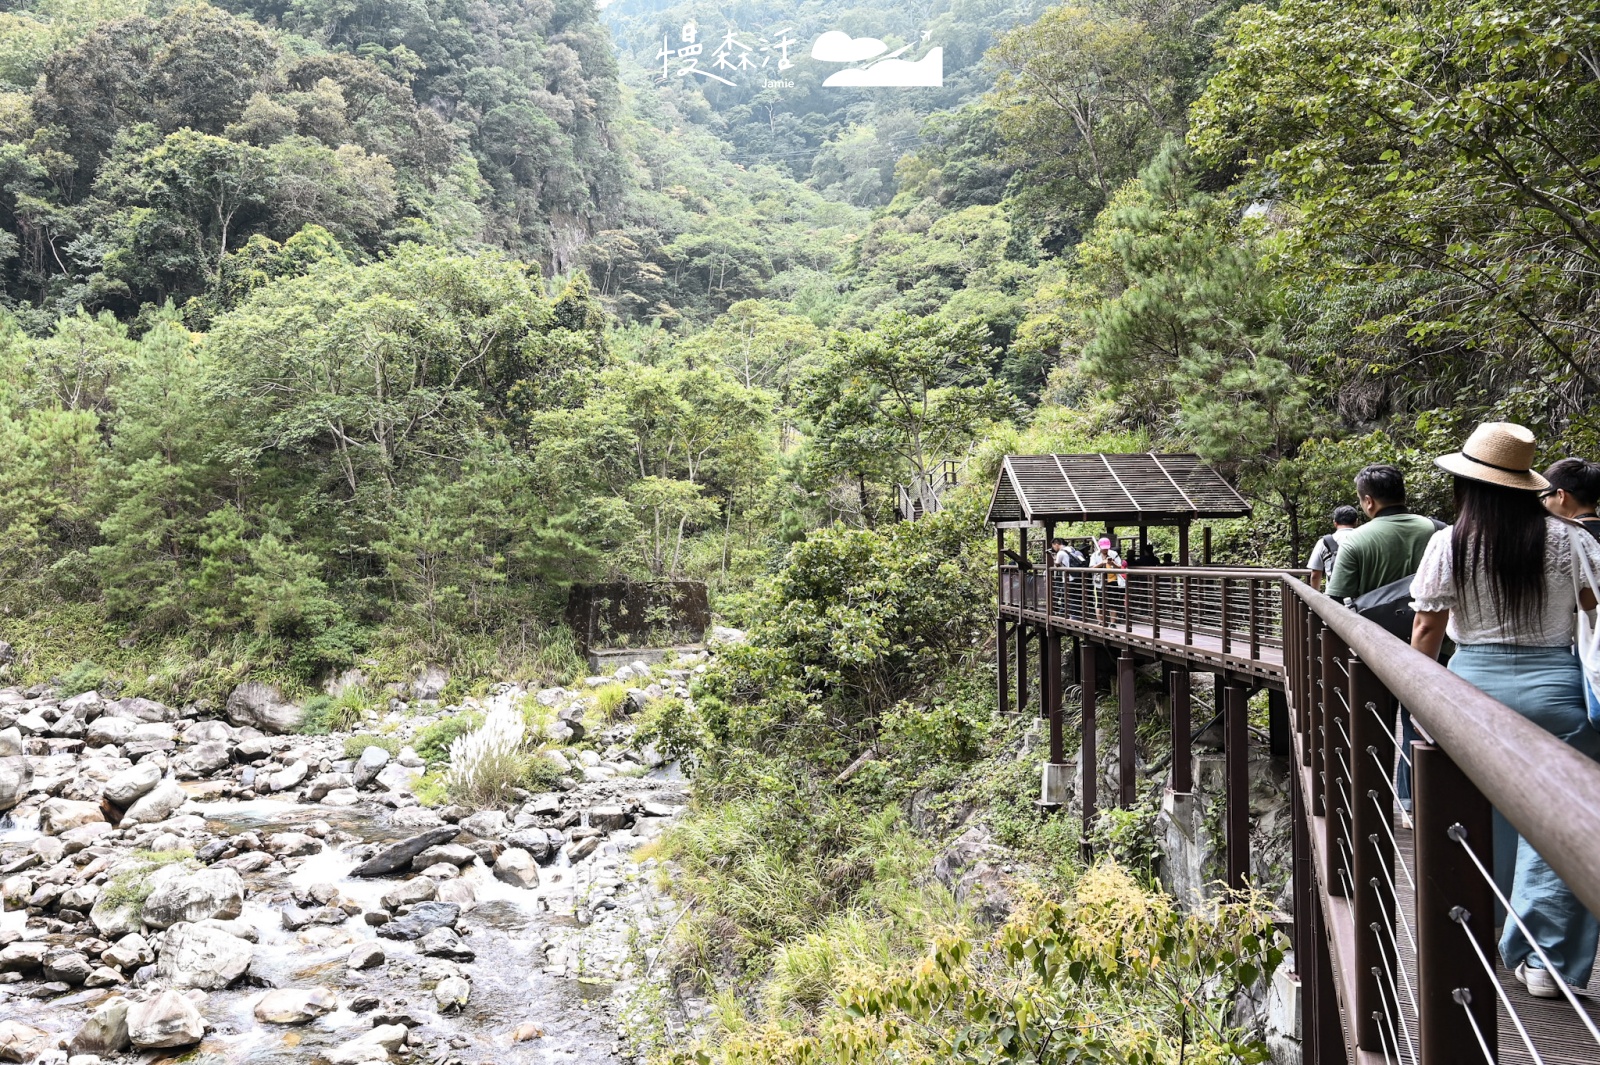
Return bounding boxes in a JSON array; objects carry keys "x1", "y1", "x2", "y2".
[{"x1": 1411, "y1": 422, "x2": 1600, "y2": 999}]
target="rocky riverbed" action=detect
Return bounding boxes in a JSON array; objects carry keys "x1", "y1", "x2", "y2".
[{"x1": 0, "y1": 649, "x2": 712, "y2": 1064}]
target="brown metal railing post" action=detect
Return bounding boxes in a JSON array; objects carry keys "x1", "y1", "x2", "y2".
[
  {"x1": 998, "y1": 621, "x2": 1010, "y2": 715},
  {"x1": 1220, "y1": 577, "x2": 1233, "y2": 654},
  {"x1": 1118, "y1": 650, "x2": 1136, "y2": 808},
  {"x1": 1150, "y1": 572, "x2": 1161, "y2": 638},
  {"x1": 1225, "y1": 681, "x2": 1250, "y2": 888},
  {"x1": 1016, "y1": 624, "x2": 1028, "y2": 716},
  {"x1": 1312, "y1": 621, "x2": 1332, "y2": 817},
  {"x1": 1183, "y1": 573, "x2": 1193, "y2": 645},
  {"x1": 1348, "y1": 656, "x2": 1396, "y2": 1052},
  {"x1": 1414, "y1": 742, "x2": 1496, "y2": 1065},
  {"x1": 1169, "y1": 667, "x2": 1192, "y2": 793},
  {"x1": 1249, "y1": 577, "x2": 1261, "y2": 659},
  {"x1": 1039, "y1": 617, "x2": 1053, "y2": 721},
  {"x1": 1080, "y1": 640, "x2": 1098, "y2": 862},
  {"x1": 1324, "y1": 633, "x2": 1352, "y2": 900}
]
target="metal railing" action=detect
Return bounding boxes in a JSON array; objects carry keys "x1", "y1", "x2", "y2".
[{"x1": 996, "y1": 553, "x2": 1600, "y2": 1064}]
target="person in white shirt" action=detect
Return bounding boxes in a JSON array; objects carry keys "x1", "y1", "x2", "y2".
[
  {"x1": 1088, "y1": 536, "x2": 1126, "y2": 624},
  {"x1": 1410, "y1": 422, "x2": 1600, "y2": 1000},
  {"x1": 1306, "y1": 505, "x2": 1360, "y2": 591}
]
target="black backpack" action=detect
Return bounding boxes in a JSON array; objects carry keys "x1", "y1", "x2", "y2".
[
  {"x1": 1347, "y1": 518, "x2": 1449, "y2": 640},
  {"x1": 1319, "y1": 533, "x2": 1342, "y2": 574}
]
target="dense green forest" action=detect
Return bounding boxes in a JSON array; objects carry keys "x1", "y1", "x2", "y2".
[{"x1": 0, "y1": 0, "x2": 1595, "y2": 1058}]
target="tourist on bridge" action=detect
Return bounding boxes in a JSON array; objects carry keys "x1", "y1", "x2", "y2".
[
  {"x1": 1089, "y1": 536, "x2": 1126, "y2": 625},
  {"x1": 1410, "y1": 422, "x2": 1600, "y2": 1000},
  {"x1": 1305, "y1": 504, "x2": 1360, "y2": 591},
  {"x1": 1050, "y1": 537, "x2": 1086, "y2": 619},
  {"x1": 1540, "y1": 457, "x2": 1600, "y2": 730},
  {"x1": 1325, "y1": 465, "x2": 1439, "y2": 601}
]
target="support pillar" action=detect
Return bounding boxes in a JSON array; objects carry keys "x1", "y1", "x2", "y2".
[
  {"x1": 1178, "y1": 521, "x2": 1191, "y2": 566},
  {"x1": 1225, "y1": 681, "x2": 1250, "y2": 889},
  {"x1": 1039, "y1": 631, "x2": 1069, "y2": 808},
  {"x1": 1169, "y1": 667, "x2": 1192, "y2": 793},
  {"x1": 1118, "y1": 650, "x2": 1136, "y2": 808},
  {"x1": 1080, "y1": 640, "x2": 1098, "y2": 861}
]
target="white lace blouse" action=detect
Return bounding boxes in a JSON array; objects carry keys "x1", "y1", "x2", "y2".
[{"x1": 1409, "y1": 518, "x2": 1600, "y2": 646}]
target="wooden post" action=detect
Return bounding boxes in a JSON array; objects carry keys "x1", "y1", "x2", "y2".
[
  {"x1": 1169, "y1": 667, "x2": 1192, "y2": 793},
  {"x1": 1080, "y1": 640, "x2": 1098, "y2": 862},
  {"x1": 1313, "y1": 621, "x2": 1332, "y2": 817},
  {"x1": 1413, "y1": 742, "x2": 1496, "y2": 1065},
  {"x1": 1039, "y1": 617, "x2": 1052, "y2": 721},
  {"x1": 1047, "y1": 633, "x2": 1064, "y2": 762},
  {"x1": 1349, "y1": 656, "x2": 1396, "y2": 1052},
  {"x1": 1225, "y1": 681, "x2": 1250, "y2": 889},
  {"x1": 1178, "y1": 521, "x2": 1191, "y2": 566},
  {"x1": 1118, "y1": 650, "x2": 1136, "y2": 808},
  {"x1": 1044, "y1": 520, "x2": 1056, "y2": 623},
  {"x1": 997, "y1": 530, "x2": 1009, "y2": 716},
  {"x1": 1324, "y1": 633, "x2": 1352, "y2": 900},
  {"x1": 1267, "y1": 688, "x2": 1290, "y2": 757},
  {"x1": 1203, "y1": 525, "x2": 1213, "y2": 564}
]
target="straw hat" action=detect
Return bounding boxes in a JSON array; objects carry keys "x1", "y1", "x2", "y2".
[{"x1": 1435, "y1": 422, "x2": 1550, "y2": 492}]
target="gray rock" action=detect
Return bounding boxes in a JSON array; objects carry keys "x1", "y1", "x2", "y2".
[
  {"x1": 409, "y1": 843, "x2": 475, "y2": 870},
  {"x1": 347, "y1": 942, "x2": 385, "y2": 970},
  {"x1": 157, "y1": 922, "x2": 252, "y2": 989},
  {"x1": 119, "y1": 781, "x2": 185, "y2": 826},
  {"x1": 587, "y1": 805, "x2": 630, "y2": 831},
  {"x1": 175, "y1": 742, "x2": 230, "y2": 777},
  {"x1": 375, "y1": 901, "x2": 458, "y2": 941},
  {"x1": 254, "y1": 987, "x2": 337, "y2": 1024},
  {"x1": 380, "y1": 878, "x2": 436, "y2": 910},
  {"x1": 267, "y1": 832, "x2": 320, "y2": 857},
  {"x1": 69, "y1": 996, "x2": 131, "y2": 1055},
  {"x1": 0, "y1": 728, "x2": 22, "y2": 759},
  {"x1": 0, "y1": 1021, "x2": 55, "y2": 1062},
  {"x1": 304, "y1": 773, "x2": 353, "y2": 801},
  {"x1": 266, "y1": 761, "x2": 309, "y2": 792},
  {"x1": 39, "y1": 798, "x2": 105, "y2": 835},
  {"x1": 180, "y1": 720, "x2": 234, "y2": 745},
  {"x1": 411, "y1": 666, "x2": 449, "y2": 701},
  {"x1": 434, "y1": 974, "x2": 470, "y2": 1011},
  {"x1": 373, "y1": 762, "x2": 420, "y2": 793},
  {"x1": 226, "y1": 681, "x2": 304, "y2": 734},
  {"x1": 354, "y1": 746, "x2": 390, "y2": 788},
  {"x1": 0, "y1": 942, "x2": 46, "y2": 973},
  {"x1": 492, "y1": 848, "x2": 540, "y2": 889},
  {"x1": 326, "y1": 1024, "x2": 407, "y2": 1065},
  {"x1": 459, "y1": 809, "x2": 507, "y2": 840},
  {"x1": 126, "y1": 990, "x2": 204, "y2": 1048},
  {"x1": 350, "y1": 826, "x2": 459, "y2": 878},
  {"x1": 44, "y1": 949, "x2": 93, "y2": 985},
  {"x1": 419, "y1": 926, "x2": 474, "y2": 961},
  {"x1": 85, "y1": 717, "x2": 136, "y2": 747},
  {"x1": 102, "y1": 763, "x2": 162, "y2": 809},
  {"x1": 0, "y1": 744, "x2": 30, "y2": 813},
  {"x1": 141, "y1": 868, "x2": 244, "y2": 929},
  {"x1": 101, "y1": 934, "x2": 152, "y2": 971},
  {"x1": 90, "y1": 896, "x2": 144, "y2": 939}
]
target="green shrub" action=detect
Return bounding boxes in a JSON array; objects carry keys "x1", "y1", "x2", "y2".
[
  {"x1": 299, "y1": 685, "x2": 379, "y2": 734},
  {"x1": 635, "y1": 697, "x2": 709, "y2": 764},
  {"x1": 342, "y1": 734, "x2": 401, "y2": 760},
  {"x1": 591, "y1": 682, "x2": 629, "y2": 723},
  {"x1": 521, "y1": 753, "x2": 565, "y2": 792},
  {"x1": 101, "y1": 850, "x2": 196, "y2": 909},
  {"x1": 413, "y1": 712, "x2": 483, "y2": 767},
  {"x1": 57, "y1": 660, "x2": 107, "y2": 698},
  {"x1": 413, "y1": 770, "x2": 447, "y2": 806}
]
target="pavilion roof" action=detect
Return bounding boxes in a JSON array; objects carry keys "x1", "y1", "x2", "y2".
[{"x1": 986, "y1": 453, "x2": 1252, "y2": 527}]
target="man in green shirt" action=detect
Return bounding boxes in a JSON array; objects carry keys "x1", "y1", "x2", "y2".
[{"x1": 1325, "y1": 464, "x2": 1440, "y2": 601}]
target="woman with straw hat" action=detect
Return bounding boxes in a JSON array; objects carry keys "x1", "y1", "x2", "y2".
[{"x1": 1411, "y1": 421, "x2": 1600, "y2": 999}]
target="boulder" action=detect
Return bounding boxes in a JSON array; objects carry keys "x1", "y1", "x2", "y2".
[
  {"x1": 225, "y1": 681, "x2": 303, "y2": 734},
  {"x1": 493, "y1": 849, "x2": 540, "y2": 889},
  {"x1": 587, "y1": 805, "x2": 630, "y2": 831},
  {"x1": 347, "y1": 942, "x2": 385, "y2": 970},
  {"x1": 174, "y1": 742, "x2": 230, "y2": 777},
  {"x1": 39, "y1": 797, "x2": 105, "y2": 835},
  {"x1": 326, "y1": 1024, "x2": 407, "y2": 1065},
  {"x1": 142, "y1": 867, "x2": 244, "y2": 929},
  {"x1": 459, "y1": 809, "x2": 508, "y2": 840},
  {"x1": 434, "y1": 974, "x2": 470, "y2": 1011},
  {"x1": 374, "y1": 763, "x2": 421, "y2": 793},
  {"x1": 254, "y1": 987, "x2": 337, "y2": 1024},
  {"x1": 411, "y1": 666, "x2": 448, "y2": 701},
  {"x1": 101, "y1": 933, "x2": 152, "y2": 971},
  {"x1": 304, "y1": 773, "x2": 353, "y2": 801},
  {"x1": 90, "y1": 896, "x2": 144, "y2": 939},
  {"x1": 69, "y1": 996, "x2": 131, "y2": 1055},
  {"x1": 85, "y1": 716, "x2": 136, "y2": 748},
  {"x1": 410, "y1": 843, "x2": 475, "y2": 870},
  {"x1": 0, "y1": 942, "x2": 46, "y2": 973},
  {"x1": 156, "y1": 922, "x2": 253, "y2": 989},
  {"x1": 102, "y1": 763, "x2": 162, "y2": 809},
  {"x1": 375, "y1": 901, "x2": 458, "y2": 941},
  {"x1": 379, "y1": 878, "x2": 436, "y2": 910},
  {"x1": 266, "y1": 761, "x2": 309, "y2": 793},
  {"x1": 0, "y1": 748, "x2": 29, "y2": 813},
  {"x1": 267, "y1": 831, "x2": 320, "y2": 856},
  {"x1": 181, "y1": 720, "x2": 234, "y2": 745},
  {"x1": 43, "y1": 949, "x2": 93, "y2": 985},
  {"x1": 119, "y1": 781, "x2": 186, "y2": 826},
  {"x1": 0, "y1": 1022, "x2": 54, "y2": 1063},
  {"x1": 126, "y1": 990, "x2": 205, "y2": 1049},
  {"x1": 350, "y1": 826, "x2": 459, "y2": 878},
  {"x1": 419, "y1": 926, "x2": 474, "y2": 961},
  {"x1": 354, "y1": 746, "x2": 390, "y2": 788}
]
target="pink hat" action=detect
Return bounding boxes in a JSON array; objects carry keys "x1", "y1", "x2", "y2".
[{"x1": 1097, "y1": 537, "x2": 1111, "y2": 548}]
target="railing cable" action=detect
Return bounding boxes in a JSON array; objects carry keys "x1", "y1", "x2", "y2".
[
  {"x1": 1454, "y1": 989, "x2": 1497, "y2": 1065},
  {"x1": 1366, "y1": 790, "x2": 1417, "y2": 891},
  {"x1": 1451, "y1": 905, "x2": 1547, "y2": 1064},
  {"x1": 1447, "y1": 823, "x2": 1600, "y2": 1049}
]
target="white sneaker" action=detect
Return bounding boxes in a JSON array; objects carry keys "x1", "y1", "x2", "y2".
[
  {"x1": 1516, "y1": 962, "x2": 1563, "y2": 999},
  {"x1": 1398, "y1": 808, "x2": 1413, "y2": 831}
]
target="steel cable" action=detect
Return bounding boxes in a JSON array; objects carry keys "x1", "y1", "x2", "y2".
[
  {"x1": 1447, "y1": 823, "x2": 1600, "y2": 1048},
  {"x1": 1455, "y1": 988, "x2": 1497, "y2": 1064},
  {"x1": 1451, "y1": 905, "x2": 1547, "y2": 1063},
  {"x1": 1369, "y1": 848, "x2": 1419, "y2": 958},
  {"x1": 1367, "y1": 789, "x2": 1418, "y2": 891},
  {"x1": 1372, "y1": 955, "x2": 1416, "y2": 1065},
  {"x1": 1370, "y1": 875, "x2": 1421, "y2": 1021},
  {"x1": 1372, "y1": 701, "x2": 1412, "y2": 768}
]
